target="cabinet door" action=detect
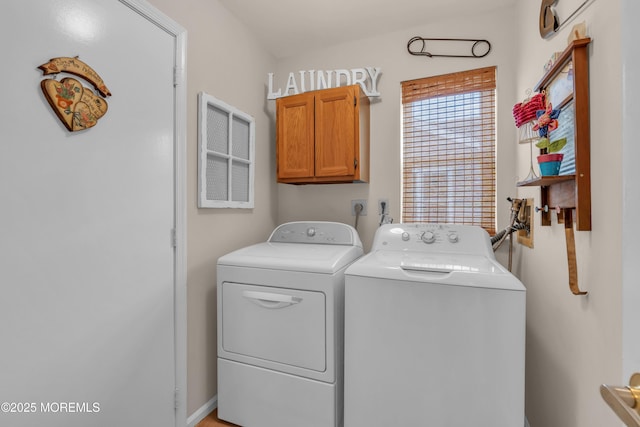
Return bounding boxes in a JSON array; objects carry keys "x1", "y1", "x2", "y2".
[
  {"x1": 315, "y1": 86, "x2": 357, "y2": 178},
  {"x1": 276, "y1": 92, "x2": 315, "y2": 179}
]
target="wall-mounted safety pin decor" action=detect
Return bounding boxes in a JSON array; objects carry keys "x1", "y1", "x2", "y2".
[
  {"x1": 38, "y1": 56, "x2": 111, "y2": 132},
  {"x1": 539, "y1": 0, "x2": 595, "y2": 39},
  {"x1": 407, "y1": 36, "x2": 492, "y2": 59}
]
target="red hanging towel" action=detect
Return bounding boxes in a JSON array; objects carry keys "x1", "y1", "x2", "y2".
[{"x1": 512, "y1": 92, "x2": 546, "y2": 128}]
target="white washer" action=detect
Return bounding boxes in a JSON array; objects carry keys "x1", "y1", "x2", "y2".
[
  {"x1": 217, "y1": 221, "x2": 364, "y2": 427},
  {"x1": 344, "y1": 223, "x2": 526, "y2": 427}
]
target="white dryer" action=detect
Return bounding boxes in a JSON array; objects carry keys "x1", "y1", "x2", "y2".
[
  {"x1": 217, "y1": 221, "x2": 363, "y2": 427},
  {"x1": 344, "y1": 223, "x2": 526, "y2": 427}
]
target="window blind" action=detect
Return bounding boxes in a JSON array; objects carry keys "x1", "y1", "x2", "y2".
[{"x1": 401, "y1": 66, "x2": 496, "y2": 234}]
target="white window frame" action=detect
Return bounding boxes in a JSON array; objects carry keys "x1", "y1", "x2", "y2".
[{"x1": 198, "y1": 92, "x2": 255, "y2": 208}]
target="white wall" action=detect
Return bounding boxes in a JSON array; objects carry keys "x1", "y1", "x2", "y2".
[
  {"x1": 513, "y1": 1, "x2": 624, "y2": 426},
  {"x1": 272, "y1": 6, "x2": 519, "y2": 252},
  {"x1": 147, "y1": 0, "x2": 278, "y2": 415}
]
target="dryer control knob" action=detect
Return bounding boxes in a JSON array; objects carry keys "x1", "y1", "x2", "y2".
[
  {"x1": 448, "y1": 233, "x2": 459, "y2": 243},
  {"x1": 401, "y1": 232, "x2": 410, "y2": 241},
  {"x1": 306, "y1": 227, "x2": 316, "y2": 237},
  {"x1": 421, "y1": 231, "x2": 436, "y2": 244}
]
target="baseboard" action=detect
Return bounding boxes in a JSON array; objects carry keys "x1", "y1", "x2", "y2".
[{"x1": 186, "y1": 395, "x2": 218, "y2": 427}]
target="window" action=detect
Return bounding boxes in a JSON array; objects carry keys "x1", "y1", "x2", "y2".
[
  {"x1": 198, "y1": 92, "x2": 255, "y2": 208},
  {"x1": 401, "y1": 66, "x2": 496, "y2": 234}
]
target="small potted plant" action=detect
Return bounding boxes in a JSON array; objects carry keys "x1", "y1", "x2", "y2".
[{"x1": 533, "y1": 103, "x2": 567, "y2": 176}]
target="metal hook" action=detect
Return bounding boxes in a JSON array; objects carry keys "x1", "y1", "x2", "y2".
[
  {"x1": 535, "y1": 205, "x2": 561, "y2": 214},
  {"x1": 407, "y1": 36, "x2": 492, "y2": 58}
]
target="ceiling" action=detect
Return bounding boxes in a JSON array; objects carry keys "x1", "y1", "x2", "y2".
[{"x1": 218, "y1": 0, "x2": 517, "y2": 59}]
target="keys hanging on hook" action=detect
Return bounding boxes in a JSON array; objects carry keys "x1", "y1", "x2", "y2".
[{"x1": 407, "y1": 36, "x2": 492, "y2": 59}]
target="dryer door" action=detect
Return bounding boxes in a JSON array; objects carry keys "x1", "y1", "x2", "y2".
[{"x1": 220, "y1": 282, "x2": 326, "y2": 372}]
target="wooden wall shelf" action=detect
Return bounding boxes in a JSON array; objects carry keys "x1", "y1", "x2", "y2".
[
  {"x1": 517, "y1": 175, "x2": 575, "y2": 187},
  {"x1": 517, "y1": 38, "x2": 591, "y2": 231}
]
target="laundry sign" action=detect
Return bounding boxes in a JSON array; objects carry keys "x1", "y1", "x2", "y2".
[{"x1": 267, "y1": 67, "x2": 382, "y2": 100}]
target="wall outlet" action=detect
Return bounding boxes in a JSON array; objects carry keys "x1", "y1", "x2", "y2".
[
  {"x1": 378, "y1": 198, "x2": 389, "y2": 215},
  {"x1": 351, "y1": 199, "x2": 367, "y2": 216}
]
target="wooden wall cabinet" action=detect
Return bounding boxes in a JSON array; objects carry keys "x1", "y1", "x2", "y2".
[
  {"x1": 276, "y1": 84, "x2": 370, "y2": 184},
  {"x1": 517, "y1": 38, "x2": 591, "y2": 231}
]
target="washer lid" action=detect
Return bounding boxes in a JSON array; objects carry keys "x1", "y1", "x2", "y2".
[
  {"x1": 268, "y1": 221, "x2": 362, "y2": 246},
  {"x1": 345, "y1": 250, "x2": 525, "y2": 291},
  {"x1": 218, "y1": 221, "x2": 364, "y2": 273},
  {"x1": 218, "y1": 242, "x2": 364, "y2": 274}
]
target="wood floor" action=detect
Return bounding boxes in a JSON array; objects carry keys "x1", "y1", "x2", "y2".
[{"x1": 196, "y1": 409, "x2": 239, "y2": 427}]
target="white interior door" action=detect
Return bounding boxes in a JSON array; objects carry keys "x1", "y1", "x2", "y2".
[{"x1": 0, "y1": 1, "x2": 181, "y2": 426}]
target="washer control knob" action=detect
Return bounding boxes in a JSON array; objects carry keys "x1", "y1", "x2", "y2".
[
  {"x1": 306, "y1": 227, "x2": 316, "y2": 237},
  {"x1": 421, "y1": 231, "x2": 436, "y2": 244},
  {"x1": 401, "y1": 232, "x2": 410, "y2": 241},
  {"x1": 448, "y1": 232, "x2": 459, "y2": 243}
]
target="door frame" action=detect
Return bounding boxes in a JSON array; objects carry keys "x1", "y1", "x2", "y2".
[
  {"x1": 118, "y1": 1, "x2": 187, "y2": 425},
  {"x1": 622, "y1": 0, "x2": 640, "y2": 382}
]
